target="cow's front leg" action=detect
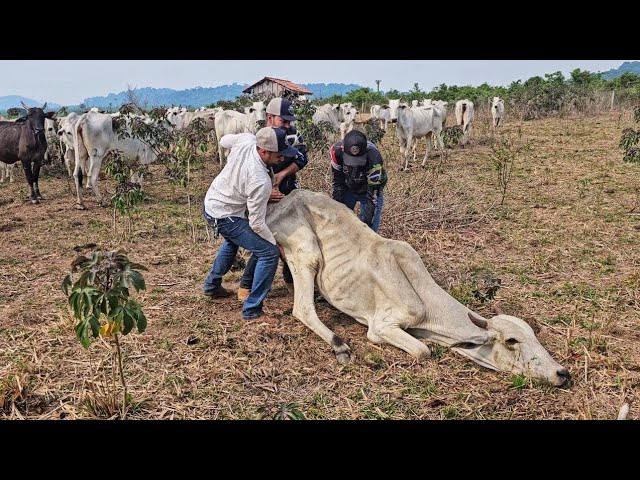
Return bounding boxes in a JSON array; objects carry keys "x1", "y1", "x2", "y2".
[
  {"x1": 289, "y1": 260, "x2": 351, "y2": 364},
  {"x1": 368, "y1": 315, "x2": 431, "y2": 361},
  {"x1": 21, "y1": 160, "x2": 39, "y2": 204},
  {"x1": 32, "y1": 161, "x2": 43, "y2": 200}
]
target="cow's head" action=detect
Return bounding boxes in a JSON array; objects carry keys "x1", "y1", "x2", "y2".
[
  {"x1": 491, "y1": 97, "x2": 503, "y2": 110},
  {"x1": 452, "y1": 312, "x2": 571, "y2": 387},
  {"x1": 388, "y1": 99, "x2": 403, "y2": 122},
  {"x1": 18, "y1": 101, "x2": 54, "y2": 136}
]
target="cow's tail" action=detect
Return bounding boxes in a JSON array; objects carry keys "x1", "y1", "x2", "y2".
[{"x1": 73, "y1": 115, "x2": 84, "y2": 180}]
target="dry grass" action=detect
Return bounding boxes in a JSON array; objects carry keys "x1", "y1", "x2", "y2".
[{"x1": 1, "y1": 110, "x2": 639, "y2": 420}]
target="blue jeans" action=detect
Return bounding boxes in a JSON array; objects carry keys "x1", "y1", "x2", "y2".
[
  {"x1": 341, "y1": 189, "x2": 384, "y2": 232},
  {"x1": 203, "y1": 211, "x2": 280, "y2": 319}
]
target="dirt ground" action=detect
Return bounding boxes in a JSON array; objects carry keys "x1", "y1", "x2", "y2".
[{"x1": 1, "y1": 110, "x2": 639, "y2": 419}]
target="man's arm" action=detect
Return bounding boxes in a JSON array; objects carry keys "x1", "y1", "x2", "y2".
[
  {"x1": 219, "y1": 133, "x2": 245, "y2": 150},
  {"x1": 363, "y1": 148, "x2": 387, "y2": 227},
  {"x1": 246, "y1": 178, "x2": 276, "y2": 245},
  {"x1": 330, "y1": 145, "x2": 347, "y2": 202}
]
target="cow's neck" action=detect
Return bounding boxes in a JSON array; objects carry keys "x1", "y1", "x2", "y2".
[{"x1": 416, "y1": 275, "x2": 487, "y2": 346}]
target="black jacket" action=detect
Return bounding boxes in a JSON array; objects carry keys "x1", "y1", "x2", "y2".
[
  {"x1": 272, "y1": 125, "x2": 308, "y2": 195},
  {"x1": 330, "y1": 140, "x2": 387, "y2": 227}
]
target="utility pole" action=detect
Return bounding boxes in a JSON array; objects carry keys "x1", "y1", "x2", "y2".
[{"x1": 375, "y1": 80, "x2": 381, "y2": 93}]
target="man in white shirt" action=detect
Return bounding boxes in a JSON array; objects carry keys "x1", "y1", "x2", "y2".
[{"x1": 202, "y1": 126, "x2": 298, "y2": 320}]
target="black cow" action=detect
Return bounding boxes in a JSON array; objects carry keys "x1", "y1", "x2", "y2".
[{"x1": 0, "y1": 102, "x2": 55, "y2": 204}]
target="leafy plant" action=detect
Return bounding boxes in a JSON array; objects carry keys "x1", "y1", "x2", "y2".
[
  {"x1": 620, "y1": 109, "x2": 640, "y2": 164},
  {"x1": 442, "y1": 125, "x2": 464, "y2": 149},
  {"x1": 62, "y1": 250, "x2": 148, "y2": 416},
  {"x1": 489, "y1": 137, "x2": 530, "y2": 205},
  {"x1": 104, "y1": 152, "x2": 146, "y2": 237},
  {"x1": 258, "y1": 402, "x2": 305, "y2": 420}
]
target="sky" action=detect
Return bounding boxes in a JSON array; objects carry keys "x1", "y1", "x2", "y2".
[{"x1": 0, "y1": 60, "x2": 633, "y2": 105}]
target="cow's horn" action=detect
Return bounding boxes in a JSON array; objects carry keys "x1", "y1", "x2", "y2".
[{"x1": 468, "y1": 312, "x2": 488, "y2": 329}]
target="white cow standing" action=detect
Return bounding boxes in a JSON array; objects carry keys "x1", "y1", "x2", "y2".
[
  {"x1": 0, "y1": 160, "x2": 17, "y2": 183},
  {"x1": 57, "y1": 113, "x2": 81, "y2": 177},
  {"x1": 396, "y1": 105, "x2": 444, "y2": 170},
  {"x1": 265, "y1": 190, "x2": 572, "y2": 388},
  {"x1": 213, "y1": 109, "x2": 263, "y2": 164},
  {"x1": 311, "y1": 104, "x2": 341, "y2": 132},
  {"x1": 490, "y1": 96, "x2": 505, "y2": 129},
  {"x1": 339, "y1": 107, "x2": 358, "y2": 139},
  {"x1": 455, "y1": 99, "x2": 475, "y2": 146},
  {"x1": 370, "y1": 105, "x2": 390, "y2": 130}
]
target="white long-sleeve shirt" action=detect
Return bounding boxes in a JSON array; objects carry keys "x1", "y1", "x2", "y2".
[{"x1": 204, "y1": 133, "x2": 276, "y2": 245}]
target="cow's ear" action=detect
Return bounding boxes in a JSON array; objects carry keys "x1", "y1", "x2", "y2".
[
  {"x1": 442, "y1": 102, "x2": 448, "y2": 106},
  {"x1": 46, "y1": 111, "x2": 57, "y2": 119}
]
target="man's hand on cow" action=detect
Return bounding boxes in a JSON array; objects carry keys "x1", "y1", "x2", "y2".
[
  {"x1": 276, "y1": 243, "x2": 286, "y2": 261},
  {"x1": 273, "y1": 171, "x2": 287, "y2": 188},
  {"x1": 269, "y1": 188, "x2": 285, "y2": 203}
]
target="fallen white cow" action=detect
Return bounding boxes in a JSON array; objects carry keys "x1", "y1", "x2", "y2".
[{"x1": 267, "y1": 190, "x2": 571, "y2": 387}]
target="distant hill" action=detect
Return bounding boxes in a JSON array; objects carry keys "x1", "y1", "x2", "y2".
[
  {"x1": 600, "y1": 61, "x2": 640, "y2": 80},
  {"x1": 81, "y1": 83, "x2": 364, "y2": 109},
  {"x1": 0, "y1": 95, "x2": 61, "y2": 111}
]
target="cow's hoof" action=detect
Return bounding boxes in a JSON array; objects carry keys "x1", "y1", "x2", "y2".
[
  {"x1": 31, "y1": 199, "x2": 40, "y2": 205},
  {"x1": 36, "y1": 195, "x2": 44, "y2": 200},
  {"x1": 335, "y1": 351, "x2": 351, "y2": 365},
  {"x1": 75, "y1": 203, "x2": 86, "y2": 210},
  {"x1": 419, "y1": 347, "x2": 432, "y2": 361}
]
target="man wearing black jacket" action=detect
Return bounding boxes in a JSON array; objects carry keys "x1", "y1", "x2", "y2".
[{"x1": 330, "y1": 129, "x2": 387, "y2": 232}]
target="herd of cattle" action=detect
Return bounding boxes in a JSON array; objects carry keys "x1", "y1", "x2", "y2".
[{"x1": 0, "y1": 96, "x2": 506, "y2": 208}]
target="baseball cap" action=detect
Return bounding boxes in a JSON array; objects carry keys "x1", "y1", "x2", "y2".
[
  {"x1": 342, "y1": 130, "x2": 368, "y2": 166},
  {"x1": 266, "y1": 98, "x2": 296, "y2": 122},
  {"x1": 256, "y1": 127, "x2": 298, "y2": 157}
]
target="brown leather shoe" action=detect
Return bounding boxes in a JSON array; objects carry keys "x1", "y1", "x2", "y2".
[
  {"x1": 237, "y1": 287, "x2": 251, "y2": 302},
  {"x1": 203, "y1": 286, "x2": 234, "y2": 298}
]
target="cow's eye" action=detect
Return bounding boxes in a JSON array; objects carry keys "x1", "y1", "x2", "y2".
[{"x1": 505, "y1": 338, "x2": 519, "y2": 347}]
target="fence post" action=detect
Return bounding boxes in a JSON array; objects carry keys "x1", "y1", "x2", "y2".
[{"x1": 610, "y1": 90, "x2": 615, "y2": 110}]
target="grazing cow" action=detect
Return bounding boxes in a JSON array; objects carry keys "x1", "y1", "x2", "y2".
[
  {"x1": 490, "y1": 96, "x2": 505, "y2": 129},
  {"x1": 0, "y1": 160, "x2": 17, "y2": 183},
  {"x1": 396, "y1": 105, "x2": 444, "y2": 170},
  {"x1": 266, "y1": 190, "x2": 571, "y2": 387},
  {"x1": 455, "y1": 99, "x2": 475, "y2": 146},
  {"x1": 0, "y1": 102, "x2": 55, "y2": 203}
]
